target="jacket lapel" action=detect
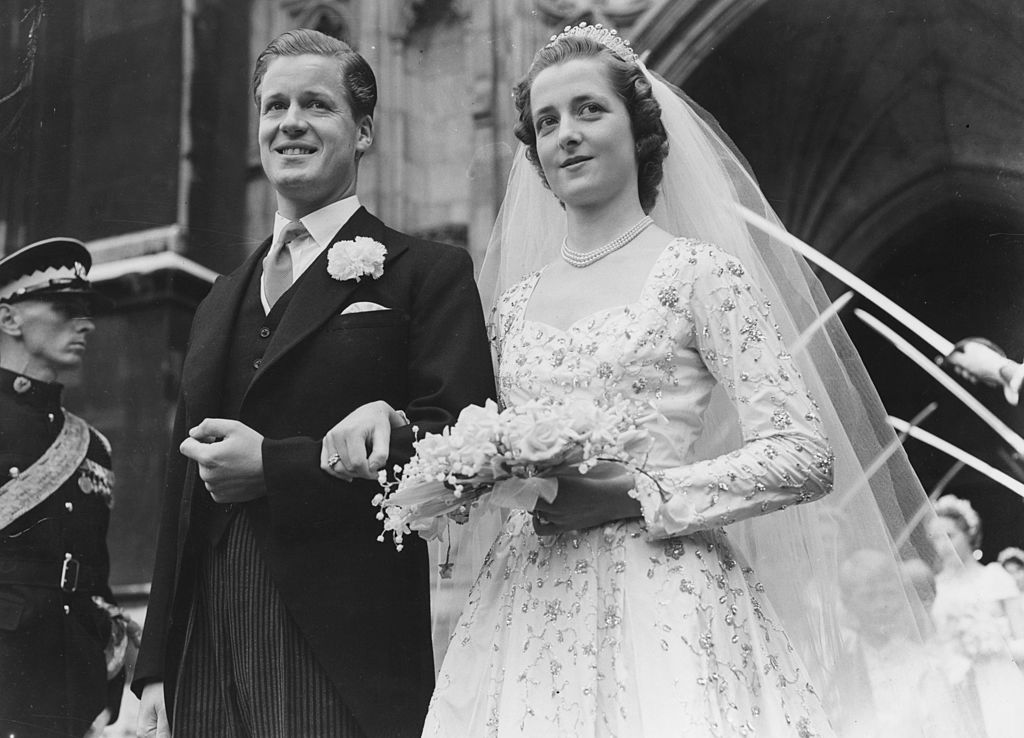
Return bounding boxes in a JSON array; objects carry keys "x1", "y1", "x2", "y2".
[
  {"x1": 249, "y1": 207, "x2": 408, "y2": 388},
  {"x1": 182, "y1": 239, "x2": 269, "y2": 421}
]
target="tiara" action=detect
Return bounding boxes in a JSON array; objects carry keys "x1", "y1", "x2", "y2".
[{"x1": 546, "y1": 22, "x2": 640, "y2": 64}]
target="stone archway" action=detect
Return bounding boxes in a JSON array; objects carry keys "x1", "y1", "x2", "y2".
[{"x1": 634, "y1": 0, "x2": 1024, "y2": 553}]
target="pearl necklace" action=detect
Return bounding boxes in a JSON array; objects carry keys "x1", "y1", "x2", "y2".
[{"x1": 560, "y1": 215, "x2": 654, "y2": 268}]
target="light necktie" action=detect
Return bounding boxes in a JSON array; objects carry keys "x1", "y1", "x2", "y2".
[{"x1": 264, "y1": 220, "x2": 306, "y2": 309}]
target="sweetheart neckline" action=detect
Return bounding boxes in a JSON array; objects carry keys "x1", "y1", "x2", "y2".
[
  {"x1": 521, "y1": 303, "x2": 635, "y2": 335},
  {"x1": 516, "y1": 237, "x2": 691, "y2": 334}
]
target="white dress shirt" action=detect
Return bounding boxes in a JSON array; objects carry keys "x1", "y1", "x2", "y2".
[{"x1": 260, "y1": 195, "x2": 362, "y2": 314}]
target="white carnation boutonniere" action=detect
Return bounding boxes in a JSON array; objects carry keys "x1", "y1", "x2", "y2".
[{"x1": 327, "y1": 237, "x2": 387, "y2": 282}]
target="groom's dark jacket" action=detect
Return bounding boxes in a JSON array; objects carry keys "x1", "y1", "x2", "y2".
[{"x1": 132, "y1": 207, "x2": 495, "y2": 737}]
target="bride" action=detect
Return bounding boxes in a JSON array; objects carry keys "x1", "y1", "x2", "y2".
[
  {"x1": 325, "y1": 22, "x2": 997, "y2": 737},
  {"x1": 423, "y1": 25, "x2": 836, "y2": 737}
]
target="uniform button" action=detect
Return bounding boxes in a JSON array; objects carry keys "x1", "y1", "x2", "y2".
[
  {"x1": 259, "y1": 327, "x2": 271, "y2": 338},
  {"x1": 65, "y1": 501, "x2": 74, "y2": 512},
  {"x1": 8, "y1": 467, "x2": 19, "y2": 478},
  {"x1": 63, "y1": 605, "x2": 70, "y2": 615},
  {"x1": 252, "y1": 358, "x2": 262, "y2": 370},
  {"x1": 47, "y1": 412, "x2": 55, "y2": 422}
]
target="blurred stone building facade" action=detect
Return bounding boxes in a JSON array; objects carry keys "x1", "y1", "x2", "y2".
[{"x1": 2, "y1": 0, "x2": 1024, "y2": 595}]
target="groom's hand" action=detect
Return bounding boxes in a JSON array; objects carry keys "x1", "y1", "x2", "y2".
[
  {"x1": 180, "y1": 418, "x2": 266, "y2": 503},
  {"x1": 532, "y1": 464, "x2": 641, "y2": 535}
]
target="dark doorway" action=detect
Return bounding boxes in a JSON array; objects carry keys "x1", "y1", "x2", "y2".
[{"x1": 846, "y1": 201, "x2": 1024, "y2": 557}]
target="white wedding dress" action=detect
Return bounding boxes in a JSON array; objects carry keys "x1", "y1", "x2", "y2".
[{"x1": 423, "y1": 239, "x2": 838, "y2": 737}]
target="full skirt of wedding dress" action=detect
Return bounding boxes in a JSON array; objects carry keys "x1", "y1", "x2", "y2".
[{"x1": 423, "y1": 511, "x2": 833, "y2": 737}]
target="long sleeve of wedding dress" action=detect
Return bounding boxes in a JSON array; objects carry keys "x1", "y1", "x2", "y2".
[{"x1": 628, "y1": 240, "x2": 835, "y2": 539}]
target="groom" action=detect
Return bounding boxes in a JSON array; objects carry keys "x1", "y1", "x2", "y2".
[{"x1": 133, "y1": 29, "x2": 493, "y2": 737}]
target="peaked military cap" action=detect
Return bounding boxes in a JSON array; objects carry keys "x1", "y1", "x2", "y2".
[{"x1": 0, "y1": 237, "x2": 108, "y2": 308}]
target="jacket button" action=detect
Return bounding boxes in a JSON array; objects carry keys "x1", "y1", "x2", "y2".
[
  {"x1": 252, "y1": 358, "x2": 262, "y2": 370},
  {"x1": 63, "y1": 605, "x2": 70, "y2": 615},
  {"x1": 259, "y1": 327, "x2": 271, "y2": 338},
  {"x1": 65, "y1": 501, "x2": 74, "y2": 512}
]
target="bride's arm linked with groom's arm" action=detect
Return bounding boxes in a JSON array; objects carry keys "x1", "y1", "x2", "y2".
[{"x1": 348, "y1": 239, "x2": 835, "y2": 541}]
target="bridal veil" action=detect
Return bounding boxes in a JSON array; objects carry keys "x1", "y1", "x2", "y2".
[{"x1": 430, "y1": 36, "x2": 1009, "y2": 734}]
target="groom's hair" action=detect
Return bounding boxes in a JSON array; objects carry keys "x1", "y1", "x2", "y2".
[
  {"x1": 512, "y1": 35, "x2": 669, "y2": 214},
  {"x1": 252, "y1": 28, "x2": 377, "y2": 120}
]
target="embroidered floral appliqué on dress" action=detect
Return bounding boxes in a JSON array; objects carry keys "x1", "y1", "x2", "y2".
[{"x1": 423, "y1": 239, "x2": 837, "y2": 737}]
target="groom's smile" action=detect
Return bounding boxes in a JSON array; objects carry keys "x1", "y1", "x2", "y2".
[{"x1": 276, "y1": 144, "x2": 318, "y2": 156}]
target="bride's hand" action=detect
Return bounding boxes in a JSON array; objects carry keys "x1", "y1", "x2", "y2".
[
  {"x1": 531, "y1": 463, "x2": 641, "y2": 535},
  {"x1": 320, "y1": 401, "x2": 409, "y2": 481}
]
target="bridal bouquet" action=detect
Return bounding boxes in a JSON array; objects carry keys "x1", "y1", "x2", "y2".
[{"x1": 374, "y1": 397, "x2": 659, "y2": 550}]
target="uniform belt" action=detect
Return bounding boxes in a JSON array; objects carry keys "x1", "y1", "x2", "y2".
[{"x1": 0, "y1": 555, "x2": 103, "y2": 593}]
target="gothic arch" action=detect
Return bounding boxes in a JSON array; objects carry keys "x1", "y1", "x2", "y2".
[
  {"x1": 631, "y1": 0, "x2": 767, "y2": 77},
  {"x1": 635, "y1": 0, "x2": 1024, "y2": 257},
  {"x1": 628, "y1": 0, "x2": 1024, "y2": 548}
]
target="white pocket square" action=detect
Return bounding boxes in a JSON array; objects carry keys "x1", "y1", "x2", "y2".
[{"x1": 341, "y1": 301, "x2": 390, "y2": 315}]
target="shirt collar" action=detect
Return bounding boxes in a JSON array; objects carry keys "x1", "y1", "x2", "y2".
[{"x1": 272, "y1": 195, "x2": 362, "y2": 251}]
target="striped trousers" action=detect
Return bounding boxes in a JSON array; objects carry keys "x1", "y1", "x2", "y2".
[{"x1": 173, "y1": 511, "x2": 365, "y2": 737}]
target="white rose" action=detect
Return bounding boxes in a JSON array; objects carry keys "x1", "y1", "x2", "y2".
[
  {"x1": 515, "y1": 414, "x2": 571, "y2": 465},
  {"x1": 562, "y1": 399, "x2": 603, "y2": 436},
  {"x1": 454, "y1": 401, "x2": 503, "y2": 445}
]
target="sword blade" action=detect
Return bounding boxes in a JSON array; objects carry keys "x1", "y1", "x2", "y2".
[
  {"x1": 888, "y1": 416, "x2": 1024, "y2": 499},
  {"x1": 733, "y1": 203, "x2": 954, "y2": 355},
  {"x1": 856, "y1": 308, "x2": 1024, "y2": 456},
  {"x1": 791, "y1": 291, "x2": 854, "y2": 356}
]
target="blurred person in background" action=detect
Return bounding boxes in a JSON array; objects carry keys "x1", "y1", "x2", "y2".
[
  {"x1": 902, "y1": 556, "x2": 940, "y2": 638},
  {"x1": 927, "y1": 495, "x2": 1024, "y2": 738},
  {"x1": 996, "y1": 546, "x2": 1024, "y2": 593},
  {"x1": 832, "y1": 548, "x2": 965, "y2": 737}
]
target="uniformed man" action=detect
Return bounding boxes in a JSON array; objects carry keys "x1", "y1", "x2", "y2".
[{"x1": 0, "y1": 238, "x2": 135, "y2": 737}]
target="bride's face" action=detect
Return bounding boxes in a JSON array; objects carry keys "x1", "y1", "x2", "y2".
[{"x1": 529, "y1": 57, "x2": 639, "y2": 211}]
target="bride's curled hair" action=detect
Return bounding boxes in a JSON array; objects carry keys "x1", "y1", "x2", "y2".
[{"x1": 512, "y1": 36, "x2": 669, "y2": 214}]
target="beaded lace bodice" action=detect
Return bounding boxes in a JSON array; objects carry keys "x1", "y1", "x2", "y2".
[{"x1": 492, "y1": 237, "x2": 834, "y2": 538}]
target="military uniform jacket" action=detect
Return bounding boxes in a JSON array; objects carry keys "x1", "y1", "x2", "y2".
[{"x1": 0, "y1": 367, "x2": 123, "y2": 737}]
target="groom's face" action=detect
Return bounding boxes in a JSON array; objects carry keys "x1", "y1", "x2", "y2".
[{"x1": 258, "y1": 54, "x2": 374, "y2": 218}]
